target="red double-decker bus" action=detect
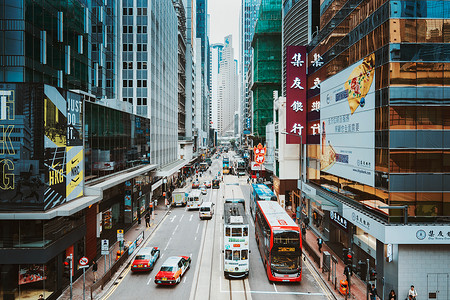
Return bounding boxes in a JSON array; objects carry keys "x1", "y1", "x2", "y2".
[{"x1": 254, "y1": 201, "x2": 302, "y2": 282}]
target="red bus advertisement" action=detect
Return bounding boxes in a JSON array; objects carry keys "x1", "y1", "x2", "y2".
[{"x1": 254, "y1": 201, "x2": 302, "y2": 282}]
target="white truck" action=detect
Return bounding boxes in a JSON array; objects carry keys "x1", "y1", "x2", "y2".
[{"x1": 172, "y1": 188, "x2": 188, "y2": 207}]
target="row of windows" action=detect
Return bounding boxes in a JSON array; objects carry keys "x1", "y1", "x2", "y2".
[
  {"x1": 123, "y1": 25, "x2": 147, "y2": 34},
  {"x1": 122, "y1": 7, "x2": 148, "y2": 16},
  {"x1": 390, "y1": 150, "x2": 450, "y2": 173},
  {"x1": 122, "y1": 44, "x2": 148, "y2": 52},
  {"x1": 123, "y1": 80, "x2": 147, "y2": 87}
]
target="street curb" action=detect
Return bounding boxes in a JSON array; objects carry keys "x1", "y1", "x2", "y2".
[
  {"x1": 94, "y1": 208, "x2": 172, "y2": 300},
  {"x1": 303, "y1": 250, "x2": 340, "y2": 300}
]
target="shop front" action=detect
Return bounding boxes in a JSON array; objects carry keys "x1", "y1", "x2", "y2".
[
  {"x1": 303, "y1": 193, "x2": 338, "y2": 241},
  {"x1": 327, "y1": 211, "x2": 351, "y2": 259}
]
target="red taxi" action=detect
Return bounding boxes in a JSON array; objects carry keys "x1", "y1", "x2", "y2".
[
  {"x1": 131, "y1": 247, "x2": 160, "y2": 272},
  {"x1": 154, "y1": 256, "x2": 191, "y2": 285}
]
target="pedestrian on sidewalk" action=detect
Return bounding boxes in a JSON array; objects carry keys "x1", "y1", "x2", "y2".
[
  {"x1": 145, "y1": 212, "x2": 150, "y2": 227},
  {"x1": 317, "y1": 237, "x2": 323, "y2": 253},
  {"x1": 408, "y1": 285, "x2": 417, "y2": 300},
  {"x1": 304, "y1": 217, "x2": 310, "y2": 229},
  {"x1": 388, "y1": 290, "x2": 396, "y2": 300},
  {"x1": 92, "y1": 260, "x2": 98, "y2": 283},
  {"x1": 301, "y1": 223, "x2": 306, "y2": 239},
  {"x1": 369, "y1": 284, "x2": 377, "y2": 300},
  {"x1": 38, "y1": 294, "x2": 44, "y2": 300}
]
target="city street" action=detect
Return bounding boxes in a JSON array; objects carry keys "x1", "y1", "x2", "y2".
[{"x1": 101, "y1": 156, "x2": 332, "y2": 300}]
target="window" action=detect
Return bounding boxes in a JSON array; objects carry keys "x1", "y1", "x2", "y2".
[
  {"x1": 128, "y1": 26, "x2": 133, "y2": 33},
  {"x1": 128, "y1": 80, "x2": 133, "y2": 87},
  {"x1": 225, "y1": 249, "x2": 232, "y2": 260},
  {"x1": 225, "y1": 227, "x2": 230, "y2": 236},
  {"x1": 123, "y1": 26, "x2": 127, "y2": 33},
  {"x1": 232, "y1": 228, "x2": 242, "y2": 237},
  {"x1": 143, "y1": 80, "x2": 147, "y2": 87},
  {"x1": 123, "y1": 80, "x2": 127, "y2": 87},
  {"x1": 137, "y1": 80, "x2": 141, "y2": 87}
]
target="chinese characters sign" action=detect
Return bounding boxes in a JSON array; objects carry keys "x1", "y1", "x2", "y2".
[
  {"x1": 253, "y1": 143, "x2": 266, "y2": 164},
  {"x1": 286, "y1": 46, "x2": 307, "y2": 144}
]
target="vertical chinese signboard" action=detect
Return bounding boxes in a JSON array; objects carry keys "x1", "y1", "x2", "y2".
[{"x1": 286, "y1": 46, "x2": 307, "y2": 144}]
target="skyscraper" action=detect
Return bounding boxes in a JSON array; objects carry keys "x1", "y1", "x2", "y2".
[
  {"x1": 196, "y1": 0, "x2": 210, "y2": 148},
  {"x1": 120, "y1": 0, "x2": 178, "y2": 166},
  {"x1": 217, "y1": 35, "x2": 239, "y2": 136},
  {"x1": 209, "y1": 43, "x2": 224, "y2": 130},
  {"x1": 240, "y1": 0, "x2": 261, "y2": 135}
]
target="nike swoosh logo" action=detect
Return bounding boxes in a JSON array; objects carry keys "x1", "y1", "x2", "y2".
[{"x1": 71, "y1": 158, "x2": 79, "y2": 165}]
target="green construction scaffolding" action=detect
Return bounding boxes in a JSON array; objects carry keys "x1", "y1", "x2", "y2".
[{"x1": 251, "y1": 0, "x2": 282, "y2": 139}]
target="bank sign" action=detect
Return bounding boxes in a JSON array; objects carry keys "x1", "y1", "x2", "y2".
[{"x1": 320, "y1": 54, "x2": 375, "y2": 187}]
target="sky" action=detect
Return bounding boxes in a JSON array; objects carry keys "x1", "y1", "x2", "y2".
[{"x1": 208, "y1": 0, "x2": 241, "y2": 61}]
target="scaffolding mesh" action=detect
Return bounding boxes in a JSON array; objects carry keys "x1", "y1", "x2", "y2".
[{"x1": 251, "y1": 0, "x2": 282, "y2": 138}]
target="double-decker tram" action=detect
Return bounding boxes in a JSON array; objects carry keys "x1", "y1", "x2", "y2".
[
  {"x1": 250, "y1": 183, "x2": 277, "y2": 219},
  {"x1": 222, "y1": 156, "x2": 230, "y2": 174},
  {"x1": 254, "y1": 201, "x2": 302, "y2": 282},
  {"x1": 223, "y1": 203, "x2": 249, "y2": 279}
]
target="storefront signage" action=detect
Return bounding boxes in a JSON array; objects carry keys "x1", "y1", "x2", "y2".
[
  {"x1": 329, "y1": 211, "x2": 348, "y2": 231},
  {"x1": 251, "y1": 162, "x2": 265, "y2": 171},
  {"x1": 253, "y1": 143, "x2": 266, "y2": 164},
  {"x1": 320, "y1": 54, "x2": 376, "y2": 187},
  {"x1": 286, "y1": 45, "x2": 307, "y2": 144},
  {"x1": 386, "y1": 244, "x2": 393, "y2": 262},
  {"x1": 300, "y1": 182, "x2": 316, "y2": 195},
  {"x1": 342, "y1": 205, "x2": 385, "y2": 242}
]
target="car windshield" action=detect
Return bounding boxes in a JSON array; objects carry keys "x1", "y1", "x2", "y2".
[
  {"x1": 271, "y1": 230, "x2": 301, "y2": 274},
  {"x1": 200, "y1": 207, "x2": 210, "y2": 212},
  {"x1": 135, "y1": 255, "x2": 149, "y2": 260},
  {"x1": 160, "y1": 266, "x2": 174, "y2": 272}
]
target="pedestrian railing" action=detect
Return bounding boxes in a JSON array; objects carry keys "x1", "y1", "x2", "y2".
[{"x1": 302, "y1": 238, "x2": 321, "y2": 267}]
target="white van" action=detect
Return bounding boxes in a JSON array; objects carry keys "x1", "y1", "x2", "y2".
[{"x1": 199, "y1": 202, "x2": 214, "y2": 220}]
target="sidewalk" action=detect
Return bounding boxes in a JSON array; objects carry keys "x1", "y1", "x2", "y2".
[
  {"x1": 302, "y1": 227, "x2": 367, "y2": 300},
  {"x1": 58, "y1": 204, "x2": 170, "y2": 300}
]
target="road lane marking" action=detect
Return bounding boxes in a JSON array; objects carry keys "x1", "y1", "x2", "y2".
[
  {"x1": 161, "y1": 253, "x2": 164, "y2": 259},
  {"x1": 164, "y1": 237, "x2": 172, "y2": 250},
  {"x1": 172, "y1": 225, "x2": 179, "y2": 234},
  {"x1": 183, "y1": 277, "x2": 187, "y2": 283},
  {"x1": 179, "y1": 214, "x2": 184, "y2": 222},
  {"x1": 196, "y1": 223, "x2": 200, "y2": 233},
  {"x1": 304, "y1": 255, "x2": 333, "y2": 300},
  {"x1": 146, "y1": 277, "x2": 152, "y2": 285},
  {"x1": 190, "y1": 215, "x2": 193, "y2": 222},
  {"x1": 273, "y1": 283, "x2": 278, "y2": 293},
  {"x1": 170, "y1": 215, "x2": 177, "y2": 222},
  {"x1": 195, "y1": 236, "x2": 197, "y2": 240}
]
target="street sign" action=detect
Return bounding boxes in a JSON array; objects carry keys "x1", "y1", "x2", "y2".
[
  {"x1": 101, "y1": 239, "x2": 109, "y2": 255},
  {"x1": 117, "y1": 229, "x2": 124, "y2": 242},
  {"x1": 79, "y1": 257, "x2": 89, "y2": 268}
]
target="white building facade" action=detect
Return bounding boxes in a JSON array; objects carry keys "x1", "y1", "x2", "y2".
[
  {"x1": 120, "y1": 0, "x2": 178, "y2": 167},
  {"x1": 209, "y1": 43, "x2": 224, "y2": 130},
  {"x1": 217, "y1": 35, "x2": 238, "y2": 137}
]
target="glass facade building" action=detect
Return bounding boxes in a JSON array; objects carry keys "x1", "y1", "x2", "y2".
[
  {"x1": 298, "y1": 0, "x2": 450, "y2": 297},
  {"x1": 0, "y1": 0, "x2": 91, "y2": 89},
  {"x1": 241, "y1": 0, "x2": 261, "y2": 133}
]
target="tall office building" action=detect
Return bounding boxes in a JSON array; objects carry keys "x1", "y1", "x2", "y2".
[
  {"x1": 240, "y1": 0, "x2": 261, "y2": 134},
  {"x1": 196, "y1": 0, "x2": 209, "y2": 148},
  {"x1": 90, "y1": 0, "x2": 119, "y2": 100},
  {"x1": 120, "y1": 0, "x2": 178, "y2": 166},
  {"x1": 173, "y1": 0, "x2": 187, "y2": 138},
  {"x1": 185, "y1": 0, "x2": 197, "y2": 142},
  {"x1": 301, "y1": 0, "x2": 450, "y2": 298},
  {"x1": 217, "y1": 35, "x2": 239, "y2": 136},
  {"x1": 209, "y1": 43, "x2": 224, "y2": 130}
]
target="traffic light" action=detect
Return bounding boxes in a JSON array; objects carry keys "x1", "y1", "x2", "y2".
[
  {"x1": 357, "y1": 260, "x2": 367, "y2": 277},
  {"x1": 64, "y1": 256, "x2": 72, "y2": 277},
  {"x1": 369, "y1": 268, "x2": 377, "y2": 281},
  {"x1": 343, "y1": 248, "x2": 353, "y2": 265}
]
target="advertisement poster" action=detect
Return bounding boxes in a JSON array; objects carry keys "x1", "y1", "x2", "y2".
[
  {"x1": 285, "y1": 46, "x2": 307, "y2": 144},
  {"x1": 19, "y1": 265, "x2": 46, "y2": 285},
  {"x1": 320, "y1": 54, "x2": 375, "y2": 187}
]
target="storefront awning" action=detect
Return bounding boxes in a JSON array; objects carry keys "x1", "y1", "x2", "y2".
[
  {"x1": 155, "y1": 159, "x2": 188, "y2": 177},
  {"x1": 0, "y1": 164, "x2": 157, "y2": 220},
  {"x1": 304, "y1": 193, "x2": 338, "y2": 212}
]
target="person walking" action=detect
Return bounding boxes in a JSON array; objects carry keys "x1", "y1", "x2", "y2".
[
  {"x1": 38, "y1": 295, "x2": 44, "y2": 300},
  {"x1": 369, "y1": 284, "x2": 377, "y2": 300},
  {"x1": 388, "y1": 290, "x2": 396, "y2": 300},
  {"x1": 317, "y1": 237, "x2": 323, "y2": 253},
  {"x1": 301, "y1": 224, "x2": 306, "y2": 239},
  {"x1": 145, "y1": 212, "x2": 150, "y2": 227},
  {"x1": 408, "y1": 285, "x2": 417, "y2": 300},
  {"x1": 92, "y1": 260, "x2": 98, "y2": 283}
]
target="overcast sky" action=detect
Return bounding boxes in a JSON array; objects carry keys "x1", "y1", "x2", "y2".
[{"x1": 208, "y1": 0, "x2": 241, "y2": 61}]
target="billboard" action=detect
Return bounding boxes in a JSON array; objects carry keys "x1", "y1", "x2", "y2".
[
  {"x1": 285, "y1": 46, "x2": 307, "y2": 144},
  {"x1": 320, "y1": 54, "x2": 375, "y2": 187}
]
